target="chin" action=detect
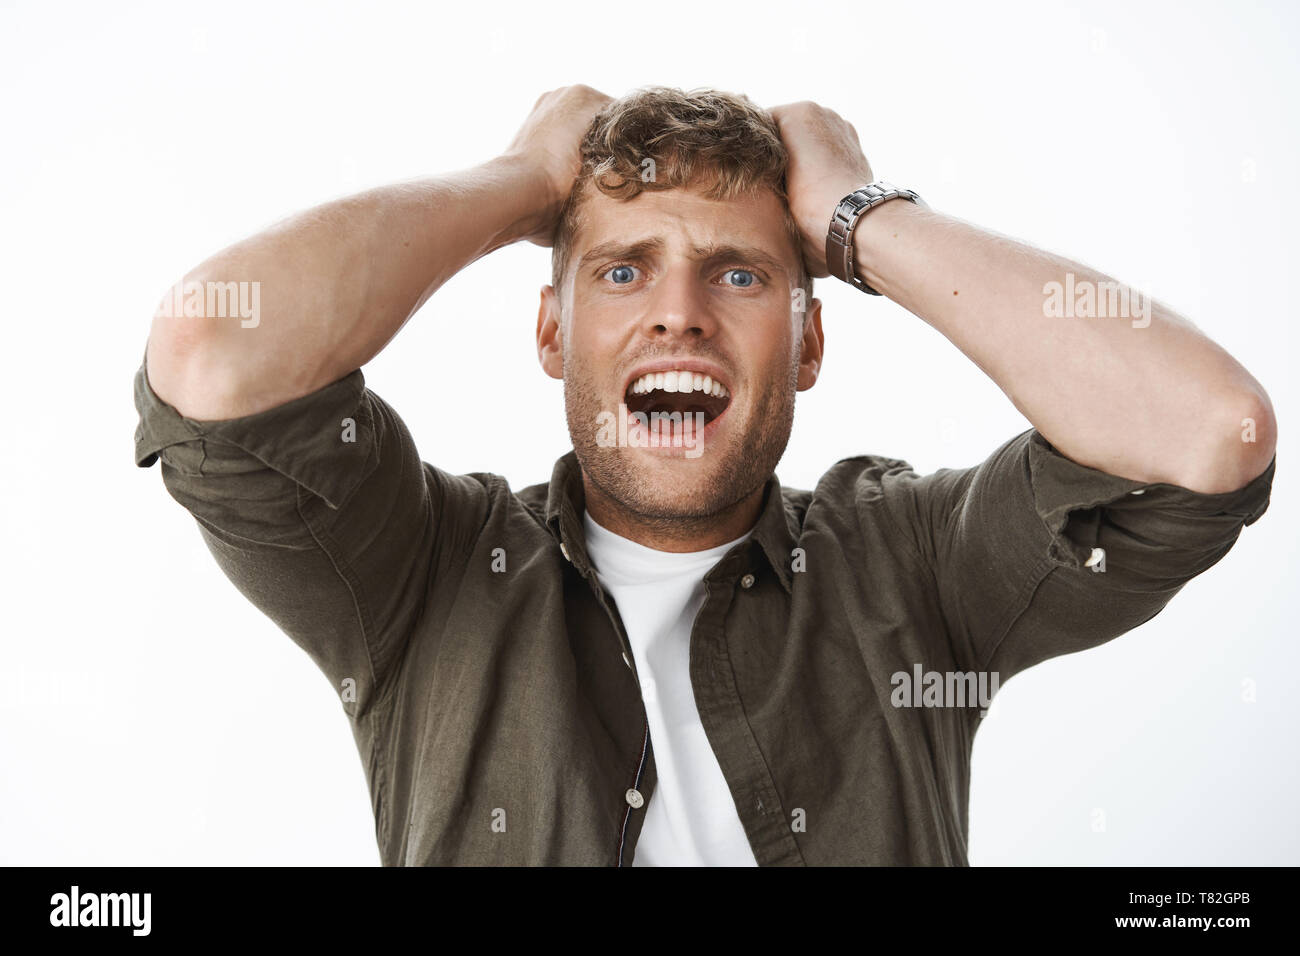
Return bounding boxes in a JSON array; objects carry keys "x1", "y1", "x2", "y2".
[
  {"x1": 566, "y1": 364, "x2": 796, "y2": 520},
  {"x1": 581, "y1": 429, "x2": 755, "y2": 522}
]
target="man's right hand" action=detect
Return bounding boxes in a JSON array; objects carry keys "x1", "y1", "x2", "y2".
[{"x1": 503, "y1": 85, "x2": 612, "y2": 247}]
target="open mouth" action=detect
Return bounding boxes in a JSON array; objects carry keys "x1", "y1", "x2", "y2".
[{"x1": 623, "y1": 368, "x2": 732, "y2": 430}]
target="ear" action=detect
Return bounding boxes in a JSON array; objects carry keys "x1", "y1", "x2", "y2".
[
  {"x1": 796, "y1": 296, "x2": 824, "y2": 391},
  {"x1": 536, "y1": 284, "x2": 564, "y2": 380}
]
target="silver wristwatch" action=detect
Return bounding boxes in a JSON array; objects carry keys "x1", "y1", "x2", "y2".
[{"x1": 825, "y1": 181, "x2": 926, "y2": 294}]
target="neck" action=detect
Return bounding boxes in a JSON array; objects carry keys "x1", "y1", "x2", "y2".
[{"x1": 581, "y1": 471, "x2": 766, "y2": 553}]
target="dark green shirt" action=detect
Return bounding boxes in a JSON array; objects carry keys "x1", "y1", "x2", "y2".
[{"x1": 133, "y1": 358, "x2": 1274, "y2": 865}]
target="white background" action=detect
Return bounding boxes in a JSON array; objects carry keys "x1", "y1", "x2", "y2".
[{"x1": 1, "y1": 0, "x2": 1295, "y2": 865}]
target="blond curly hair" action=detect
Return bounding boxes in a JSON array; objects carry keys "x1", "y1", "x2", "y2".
[{"x1": 551, "y1": 86, "x2": 811, "y2": 304}]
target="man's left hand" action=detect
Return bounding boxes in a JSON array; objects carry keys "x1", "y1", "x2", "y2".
[{"x1": 770, "y1": 101, "x2": 874, "y2": 277}]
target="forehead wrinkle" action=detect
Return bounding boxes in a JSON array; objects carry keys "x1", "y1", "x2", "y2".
[{"x1": 577, "y1": 188, "x2": 775, "y2": 251}]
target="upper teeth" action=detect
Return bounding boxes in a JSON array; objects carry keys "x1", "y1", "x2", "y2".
[{"x1": 629, "y1": 370, "x2": 729, "y2": 398}]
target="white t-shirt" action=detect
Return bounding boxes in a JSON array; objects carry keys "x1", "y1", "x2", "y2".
[{"x1": 582, "y1": 510, "x2": 759, "y2": 867}]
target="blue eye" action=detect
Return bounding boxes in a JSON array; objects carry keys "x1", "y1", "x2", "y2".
[
  {"x1": 723, "y1": 269, "x2": 757, "y2": 287},
  {"x1": 605, "y1": 265, "x2": 638, "y2": 284}
]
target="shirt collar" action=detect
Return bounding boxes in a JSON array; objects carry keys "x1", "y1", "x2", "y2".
[{"x1": 543, "y1": 450, "x2": 798, "y2": 593}]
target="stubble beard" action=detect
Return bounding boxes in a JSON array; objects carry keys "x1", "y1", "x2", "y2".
[{"x1": 563, "y1": 346, "x2": 800, "y2": 534}]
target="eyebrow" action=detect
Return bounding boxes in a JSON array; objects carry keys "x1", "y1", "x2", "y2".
[
  {"x1": 576, "y1": 238, "x2": 791, "y2": 277},
  {"x1": 577, "y1": 238, "x2": 664, "y2": 273}
]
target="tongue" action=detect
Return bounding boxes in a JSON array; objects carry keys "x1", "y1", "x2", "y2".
[
  {"x1": 647, "y1": 398, "x2": 712, "y2": 420},
  {"x1": 626, "y1": 406, "x2": 708, "y2": 448}
]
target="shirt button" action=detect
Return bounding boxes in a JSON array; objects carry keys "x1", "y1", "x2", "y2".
[
  {"x1": 622, "y1": 651, "x2": 633, "y2": 670},
  {"x1": 625, "y1": 788, "x2": 644, "y2": 809},
  {"x1": 560, "y1": 542, "x2": 571, "y2": 562},
  {"x1": 740, "y1": 573, "x2": 755, "y2": 589},
  {"x1": 1130, "y1": 489, "x2": 1146, "y2": 495}
]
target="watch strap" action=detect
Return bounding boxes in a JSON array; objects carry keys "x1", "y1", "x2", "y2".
[{"x1": 825, "y1": 181, "x2": 926, "y2": 294}]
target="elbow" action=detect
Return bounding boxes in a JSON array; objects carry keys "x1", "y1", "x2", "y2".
[
  {"x1": 1177, "y1": 387, "x2": 1277, "y2": 494},
  {"x1": 145, "y1": 283, "x2": 250, "y2": 421}
]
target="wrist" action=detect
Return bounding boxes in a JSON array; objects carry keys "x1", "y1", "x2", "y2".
[
  {"x1": 823, "y1": 182, "x2": 926, "y2": 295},
  {"x1": 849, "y1": 196, "x2": 922, "y2": 295},
  {"x1": 484, "y1": 152, "x2": 567, "y2": 248}
]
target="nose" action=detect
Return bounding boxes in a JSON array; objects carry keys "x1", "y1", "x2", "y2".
[{"x1": 639, "y1": 265, "x2": 718, "y2": 341}]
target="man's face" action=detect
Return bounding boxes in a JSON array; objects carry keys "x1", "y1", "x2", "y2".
[{"x1": 537, "y1": 182, "x2": 823, "y2": 523}]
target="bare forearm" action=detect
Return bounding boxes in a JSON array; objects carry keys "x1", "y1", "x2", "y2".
[
  {"x1": 853, "y1": 199, "x2": 1276, "y2": 492},
  {"x1": 146, "y1": 154, "x2": 550, "y2": 419}
]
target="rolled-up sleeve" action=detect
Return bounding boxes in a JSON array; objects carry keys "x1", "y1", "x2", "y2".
[
  {"x1": 880, "y1": 429, "x2": 1275, "y2": 683},
  {"x1": 133, "y1": 353, "x2": 477, "y2": 714}
]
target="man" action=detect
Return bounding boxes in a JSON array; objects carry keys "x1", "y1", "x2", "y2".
[{"x1": 134, "y1": 85, "x2": 1276, "y2": 866}]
